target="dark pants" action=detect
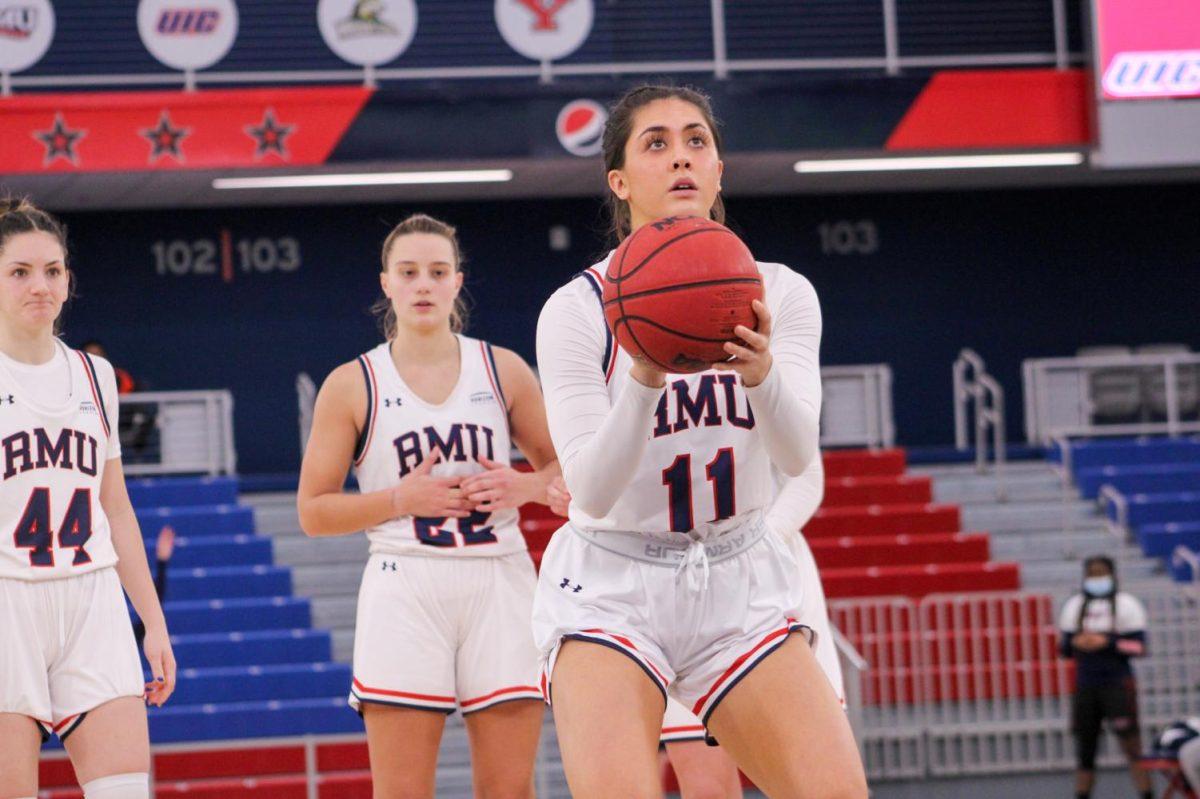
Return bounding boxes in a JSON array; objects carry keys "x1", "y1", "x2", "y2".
[{"x1": 1072, "y1": 678, "x2": 1141, "y2": 770}]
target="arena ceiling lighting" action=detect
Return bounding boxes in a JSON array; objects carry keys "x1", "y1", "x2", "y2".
[
  {"x1": 793, "y1": 152, "x2": 1085, "y2": 174},
  {"x1": 212, "y1": 169, "x2": 514, "y2": 190}
]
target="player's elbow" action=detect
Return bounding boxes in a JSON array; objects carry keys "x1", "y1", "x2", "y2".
[
  {"x1": 571, "y1": 490, "x2": 616, "y2": 520},
  {"x1": 774, "y1": 417, "x2": 820, "y2": 477},
  {"x1": 296, "y1": 498, "x2": 325, "y2": 538}
]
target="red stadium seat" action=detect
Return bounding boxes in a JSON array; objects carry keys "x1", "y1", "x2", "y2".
[
  {"x1": 808, "y1": 532, "x2": 990, "y2": 569},
  {"x1": 821, "y1": 561, "x2": 1020, "y2": 599},
  {"x1": 823, "y1": 449, "x2": 907, "y2": 478},
  {"x1": 805, "y1": 504, "x2": 962, "y2": 538},
  {"x1": 155, "y1": 775, "x2": 309, "y2": 798},
  {"x1": 318, "y1": 771, "x2": 375, "y2": 798},
  {"x1": 153, "y1": 745, "x2": 307, "y2": 780},
  {"x1": 316, "y1": 741, "x2": 371, "y2": 772},
  {"x1": 823, "y1": 475, "x2": 933, "y2": 507}
]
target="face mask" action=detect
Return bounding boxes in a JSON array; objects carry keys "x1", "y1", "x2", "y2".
[{"x1": 1084, "y1": 576, "x2": 1114, "y2": 595}]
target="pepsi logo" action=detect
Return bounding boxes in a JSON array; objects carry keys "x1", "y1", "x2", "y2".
[{"x1": 556, "y1": 99, "x2": 607, "y2": 158}]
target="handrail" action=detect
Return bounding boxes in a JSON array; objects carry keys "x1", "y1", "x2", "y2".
[
  {"x1": 1098, "y1": 483, "x2": 1130, "y2": 540},
  {"x1": 1171, "y1": 546, "x2": 1200, "y2": 584},
  {"x1": 120, "y1": 390, "x2": 236, "y2": 476},
  {"x1": 952, "y1": 349, "x2": 1007, "y2": 499}
]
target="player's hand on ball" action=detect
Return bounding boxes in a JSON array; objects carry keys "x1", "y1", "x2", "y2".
[
  {"x1": 713, "y1": 298, "x2": 773, "y2": 387},
  {"x1": 392, "y1": 451, "x2": 472, "y2": 518},
  {"x1": 628, "y1": 355, "x2": 667, "y2": 388},
  {"x1": 143, "y1": 624, "x2": 177, "y2": 707},
  {"x1": 547, "y1": 476, "x2": 571, "y2": 516},
  {"x1": 461, "y1": 456, "x2": 537, "y2": 512}
]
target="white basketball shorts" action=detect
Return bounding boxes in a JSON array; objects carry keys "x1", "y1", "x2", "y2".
[
  {"x1": 0, "y1": 567, "x2": 144, "y2": 741},
  {"x1": 533, "y1": 514, "x2": 815, "y2": 726},
  {"x1": 349, "y1": 552, "x2": 542, "y2": 715}
]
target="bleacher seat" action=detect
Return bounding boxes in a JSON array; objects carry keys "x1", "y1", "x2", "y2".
[
  {"x1": 823, "y1": 475, "x2": 933, "y2": 506},
  {"x1": 1108, "y1": 491, "x2": 1200, "y2": 526},
  {"x1": 162, "y1": 597, "x2": 312, "y2": 635},
  {"x1": 805, "y1": 503, "x2": 961, "y2": 538},
  {"x1": 136, "y1": 504, "x2": 256, "y2": 538},
  {"x1": 146, "y1": 535, "x2": 273, "y2": 568},
  {"x1": 169, "y1": 629, "x2": 331, "y2": 668},
  {"x1": 170, "y1": 663, "x2": 351, "y2": 705},
  {"x1": 167, "y1": 565, "x2": 292, "y2": 601},
  {"x1": 1076, "y1": 462, "x2": 1200, "y2": 500},
  {"x1": 1053, "y1": 436, "x2": 1200, "y2": 473},
  {"x1": 820, "y1": 561, "x2": 1020, "y2": 599},
  {"x1": 1137, "y1": 522, "x2": 1200, "y2": 558},
  {"x1": 809, "y1": 532, "x2": 989, "y2": 569},
  {"x1": 823, "y1": 448, "x2": 906, "y2": 478},
  {"x1": 148, "y1": 697, "x2": 361, "y2": 743},
  {"x1": 127, "y1": 477, "x2": 240, "y2": 508}
]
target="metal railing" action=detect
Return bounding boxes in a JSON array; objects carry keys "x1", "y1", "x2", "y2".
[
  {"x1": 1023, "y1": 352, "x2": 1200, "y2": 446},
  {"x1": 3, "y1": 0, "x2": 1082, "y2": 95},
  {"x1": 1172, "y1": 546, "x2": 1200, "y2": 585},
  {"x1": 821, "y1": 364, "x2": 896, "y2": 450},
  {"x1": 120, "y1": 390, "x2": 236, "y2": 476},
  {"x1": 830, "y1": 586, "x2": 1200, "y2": 780},
  {"x1": 953, "y1": 349, "x2": 1008, "y2": 499}
]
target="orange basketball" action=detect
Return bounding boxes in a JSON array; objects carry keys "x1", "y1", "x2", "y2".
[{"x1": 602, "y1": 216, "x2": 763, "y2": 374}]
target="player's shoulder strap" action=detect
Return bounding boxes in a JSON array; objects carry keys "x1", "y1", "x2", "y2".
[
  {"x1": 477, "y1": 339, "x2": 513, "y2": 438},
  {"x1": 572, "y1": 268, "x2": 617, "y2": 383},
  {"x1": 75, "y1": 350, "x2": 112, "y2": 439},
  {"x1": 353, "y1": 351, "x2": 379, "y2": 467}
]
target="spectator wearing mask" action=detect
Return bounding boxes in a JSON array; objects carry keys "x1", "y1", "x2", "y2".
[{"x1": 1059, "y1": 555, "x2": 1150, "y2": 799}]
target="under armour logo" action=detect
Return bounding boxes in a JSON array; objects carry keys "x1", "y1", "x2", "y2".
[
  {"x1": 384, "y1": 397, "x2": 403, "y2": 408},
  {"x1": 559, "y1": 577, "x2": 583, "y2": 593},
  {"x1": 382, "y1": 561, "x2": 397, "y2": 571},
  {"x1": 0, "y1": 395, "x2": 14, "y2": 405}
]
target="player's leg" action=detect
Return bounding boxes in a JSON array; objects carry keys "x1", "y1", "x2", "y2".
[
  {"x1": 361, "y1": 704, "x2": 447, "y2": 798},
  {"x1": 0, "y1": 714, "x2": 43, "y2": 798},
  {"x1": 552, "y1": 639, "x2": 667, "y2": 799},
  {"x1": 350, "y1": 555, "x2": 458, "y2": 799},
  {"x1": 463, "y1": 700, "x2": 543, "y2": 799},
  {"x1": 1071, "y1": 687, "x2": 1102, "y2": 797},
  {"x1": 665, "y1": 740, "x2": 743, "y2": 799},
  {"x1": 458, "y1": 553, "x2": 544, "y2": 799},
  {"x1": 61, "y1": 697, "x2": 150, "y2": 792},
  {"x1": 1176, "y1": 736, "x2": 1200, "y2": 793},
  {"x1": 705, "y1": 635, "x2": 866, "y2": 799}
]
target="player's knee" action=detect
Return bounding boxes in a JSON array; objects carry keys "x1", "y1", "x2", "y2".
[{"x1": 81, "y1": 772, "x2": 149, "y2": 799}]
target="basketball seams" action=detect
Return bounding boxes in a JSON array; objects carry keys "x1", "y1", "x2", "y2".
[
  {"x1": 615, "y1": 317, "x2": 674, "y2": 372},
  {"x1": 601, "y1": 276, "x2": 762, "y2": 307},
  {"x1": 609, "y1": 226, "x2": 737, "y2": 285},
  {"x1": 621, "y1": 315, "x2": 746, "y2": 345}
]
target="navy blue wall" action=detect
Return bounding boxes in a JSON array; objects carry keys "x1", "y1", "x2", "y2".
[{"x1": 59, "y1": 182, "x2": 1199, "y2": 473}]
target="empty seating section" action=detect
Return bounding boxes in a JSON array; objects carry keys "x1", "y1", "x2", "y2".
[
  {"x1": 1057, "y1": 437, "x2": 1200, "y2": 581},
  {"x1": 121, "y1": 477, "x2": 358, "y2": 746}
]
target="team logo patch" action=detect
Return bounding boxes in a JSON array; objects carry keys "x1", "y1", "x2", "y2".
[
  {"x1": 317, "y1": 0, "x2": 417, "y2": 66},
  {"x1": 0, "y1": 5, "x2": 36, "y2": 38},
  {"x1": 556, "y1": 99, "x2": 606, "y2": 157},
  {"x1": 155, "y1": 6, "x2": 221, "y2": 34},
  {"x1": 336, "y1": 0, "x2": 396, "y2": 37},
  {"x1": 470, "y1": 390, "x2": 495, "y2": 405},
  {"x1": 79, "y1": 400, "x2": 97, "y2": 414}
]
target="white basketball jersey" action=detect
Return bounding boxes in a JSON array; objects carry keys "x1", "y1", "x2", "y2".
[
  {"x1": 353, "y1": 336, "x2": 525, "y2": 558},
  {"x1": 0, "y1": 345, "x2": 119, "y2": 581},
  {"x1": 567, "y1": 256, "x2": 801, "y2": 537}
]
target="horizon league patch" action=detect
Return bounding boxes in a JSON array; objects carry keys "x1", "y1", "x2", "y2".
[{"x1": 556, "y1": 99, "x2": 606, "y2": 157}]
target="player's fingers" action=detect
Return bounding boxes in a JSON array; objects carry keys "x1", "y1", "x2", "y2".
[
  {"x1": 709, "y1": 361, "x2": 735, "y2": 371},
  {"x1": 478, "y1": 456, "x2": 504, "y2": 470},
  {"x1": 733, "y1": 324, "x2": 768, "y2": 350},
  {"x1": 468, "y1": 489, "x2": 502, "y2": 504},
  {"x1": 723, "y1": 341, "x2": 756, "y2": 361},
  {"x1": 751, "y1": 299, "x2": 772, "y2": 337}
]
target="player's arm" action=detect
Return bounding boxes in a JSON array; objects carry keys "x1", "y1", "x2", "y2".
[
  {"x1": 297, "y1": 362, "x2": 468, "y2": 536},
  {"x1": 716, "y1": 273, "x2": 821, "y2": 477},
  {"x1": 537, "y1": 286, "x2": 664, "y2": 518},
  {"x1": 460, "y1": 347, "x2": 560, "y2": 511},
  {"x1": 766, "y1": 452, "x2": 825, "y2": 535},
  {"x1": 95, "y1": 367, "x2": 176, "y2": 706}
]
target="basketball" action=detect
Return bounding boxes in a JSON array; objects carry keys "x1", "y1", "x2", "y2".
[{"x1": 602, "y1": 216, "x2": 764, "y2": 373}]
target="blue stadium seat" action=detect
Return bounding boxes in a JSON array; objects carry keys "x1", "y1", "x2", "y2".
[
  {"x1": 166, "y1": 565, "x2": 292, "y2": 600},
  {"x1": 168, "y1": 662, "x2": 351, "y2": 705},
  {"x1": 1078, "y1": 463, "x2": 1200, "y2": 499},
  {"x1": 169, "y1": 629, "x2": 331, "y2": 668},
  {"x1": 147, "y1": 697, "x2": 362, "y2": 743},
  {"x1": 136, "y1": 505, "x2": 255, "y2": 538},
  {"x1": 1172, "y1": 546, "x2": 1200, "y2": 582},
  {"x1": 1056, "y1": 436, "x2": 1200, "y2": 477},
  {"x1": 1136, "y1": 522, "x2": 1200, "y2": 558},
  {"x1": 160, "y1": 596, "x2": 311, "y2": 634},
  {"x1": 127, "y1": 477, "x2": 239, "y2": 508},
  {"x1": 145, "y1": 535, "x2": 272, "y2": 568},
  {"x1": 1108, "y1": 492, "x2": 1200, "y2": 526}
]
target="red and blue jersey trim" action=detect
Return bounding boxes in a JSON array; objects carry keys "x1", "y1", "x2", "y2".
[
  {"x1": 577, "y1": 268, "x2": 617, "y2": 383},
  {"x1": 76, "y1": 351, "x2": 110, "y2": 439},
  {"x1": 480, "y1": 341, "x2": 511, "y2": 439},
  {"x1": 353, "y1": 354, "x2": 379, "y2": 467}
]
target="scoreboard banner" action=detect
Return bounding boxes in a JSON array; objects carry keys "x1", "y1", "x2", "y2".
[
  {"x1": 0, "y1": 87, "x2": 369, "y2": 173},
  {"x1": 1096, "y1": 0, "x2": 1200, "y2": 100}
]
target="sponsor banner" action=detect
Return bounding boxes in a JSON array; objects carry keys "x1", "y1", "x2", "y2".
[
  {"x1": 555, "y1": 98, "x2": 606, "y2": 157},
  {"x1": 1096, "y1": 0, "x2": 1200, "y2": 100},
  {"x1": 137, "y1": 0, "x2": 238, "y2": 71},
  {"x1": 0, "y1": 86, "x2": 370, "y2": 174},
  {"x1": 0, "y1": 0, "x2": 55, "y2": 73},
  {"x1": 318, "y1": 0, "x2": 417, "y2": 67},
  {"x1": 495, "y1": 0, "x2": 592, "y2": 62}
]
